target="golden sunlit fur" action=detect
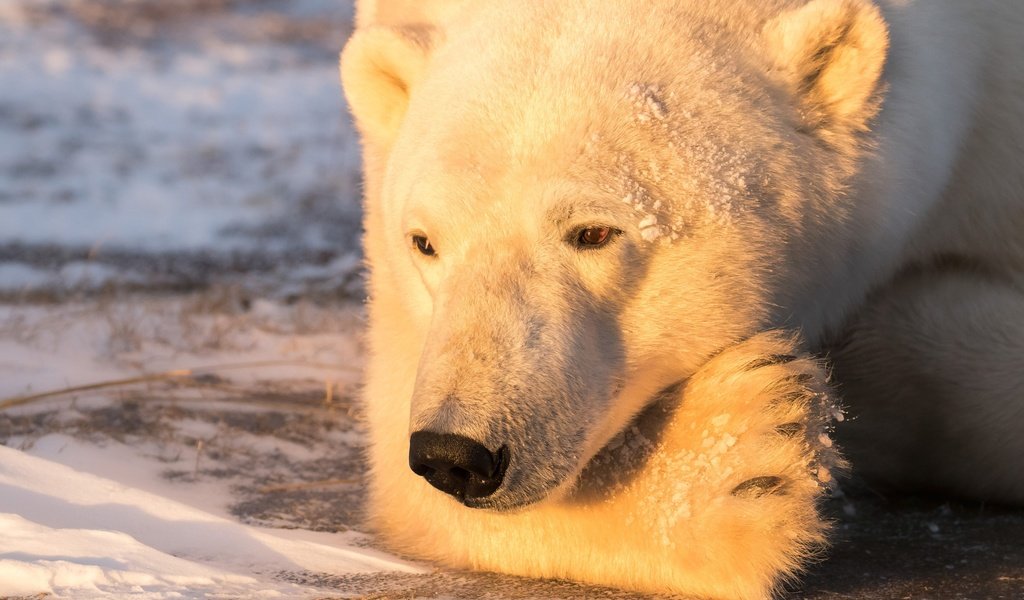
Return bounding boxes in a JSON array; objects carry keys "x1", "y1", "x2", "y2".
[
  {"x1": 369, "y1": 332, "x2": 842, "y2": 598},
  {"x1": 341, "y1": 0, "x2": 1024, "y2": 597}
]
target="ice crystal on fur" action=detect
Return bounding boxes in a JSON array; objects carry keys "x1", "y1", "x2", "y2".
[
  {"x1": 629, "y1": 411, "x2": 746, "y2": 549},
  {"x1": 639, "y1": 214, "x2": 661, "y2": 242},
  {"x1": 628, "y1": 82, "x2": 669, "y2": 123}
]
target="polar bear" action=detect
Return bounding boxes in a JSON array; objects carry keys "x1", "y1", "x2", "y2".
[{"x1": 340, "y1": 0, "x2": 1024, "y2": 597}]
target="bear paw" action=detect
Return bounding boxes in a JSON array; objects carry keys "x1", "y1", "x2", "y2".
[{"x1": 588, "y1": 331, "x2": 843, "y2": 599}]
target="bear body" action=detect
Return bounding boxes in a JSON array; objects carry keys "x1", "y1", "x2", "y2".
[{"x1": 341, "y1": 1, "x2": 1024, "y2": 597}]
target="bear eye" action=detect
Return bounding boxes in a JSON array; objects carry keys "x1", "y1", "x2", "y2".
[
  {"x1": 574, "y1": 226, "x2": 615, "y2": 249},
  {"x1": 411, "y1": 234, "x2": 436, "y2": 257}
]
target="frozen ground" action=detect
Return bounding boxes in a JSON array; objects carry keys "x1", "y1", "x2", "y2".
[
  {"x1": 1, "y1": 1, "x2": 1023, "y2": 599},
  {"x1": 0, "y1": 0, "x2": 364, "y2": 302}
]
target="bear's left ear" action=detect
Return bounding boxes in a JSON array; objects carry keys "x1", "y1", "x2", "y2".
[
  {"x1": 340, "y1": 25, "x2": 439, "y2": 148},
  {"x1": 763, "y1": 0, "x2": 889, "y2": 136}
]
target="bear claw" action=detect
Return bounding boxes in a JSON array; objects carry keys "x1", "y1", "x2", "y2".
[
  {"x1": 731, "y1": 475, "x2": 788, "y2": 498},
  {"x1": 774, "y1": 422, "x2": 805, "y2": 437},
  {"x1": 744, "y1": 354, "x2": 798, "y2": 370}
]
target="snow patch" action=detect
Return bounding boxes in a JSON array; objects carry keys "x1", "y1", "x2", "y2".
[{"x1": 0, "y1": 444, "x2": 423, "y2": 598}]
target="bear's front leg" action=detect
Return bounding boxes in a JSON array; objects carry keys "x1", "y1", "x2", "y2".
[
  {"x1": 578, "y1": 331, "x2": 843, "y2": 599},
  {"x1": 366, "y1": 331, "x2": 843, "y2": 600}
]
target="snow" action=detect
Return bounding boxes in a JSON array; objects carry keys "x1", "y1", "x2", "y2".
[
  {"x1": 0, "y1": 4, "x2": 357, "y2": 252},
  {"x1": 0, "y1": 442, "x2": 421, "y2": 599}
]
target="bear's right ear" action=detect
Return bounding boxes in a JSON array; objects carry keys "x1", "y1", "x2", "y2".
[{"x1": 340, "y1": 25, "x2": 438, "y2": 147}]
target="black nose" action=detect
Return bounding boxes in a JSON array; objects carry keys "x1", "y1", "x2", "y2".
[{"x1": 409, "y1": 431, "x2": 509, "y2": 502}]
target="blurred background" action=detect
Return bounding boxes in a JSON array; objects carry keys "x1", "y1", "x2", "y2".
[{"x1": 0, "y1": 0, "x2": 364, "y2": 302}]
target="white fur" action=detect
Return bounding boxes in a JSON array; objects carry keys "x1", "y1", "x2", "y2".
[{"x1": 341, "y1": 0, "x2": 1024, "y2": 597}]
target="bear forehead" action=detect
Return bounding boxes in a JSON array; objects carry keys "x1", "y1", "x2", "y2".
[
  {"x1": 389, "y1": 0, "x2": 810, "y2": 232},
  {"x1": 399, "y1": 2, "x2": 786, "y2": 171},
  {"x1": 405, "y1": 65, "x2": 771, "y2": 181},
  {"x1": 397, "y1": 76, "x2": 778, "y2": 228}
]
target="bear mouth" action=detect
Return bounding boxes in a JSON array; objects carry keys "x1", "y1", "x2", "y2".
[
  {"x1": 463, "y1": 379, "x2": 688, "y2": 512},
  {"x1": 458, "y1": 450, "x2": 578, "y2": 512},
  {"x1": 462, "y1": 490, "x2": 549, "y2": 511}
]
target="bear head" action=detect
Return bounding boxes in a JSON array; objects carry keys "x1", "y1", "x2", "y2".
[{"x1": 341, "y1": 0, "x2": 888, "y2": 511}]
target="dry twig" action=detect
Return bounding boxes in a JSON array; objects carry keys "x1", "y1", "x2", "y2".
[{"x1": 0, "y1": 360, "x2": 356, "y2": 411}]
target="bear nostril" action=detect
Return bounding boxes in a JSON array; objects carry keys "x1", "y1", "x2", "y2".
[
  {"x1": 408, "y1": 430, "x2": 509, "y2": 503},
  {"x1": 410, "y1": 462, "x2": 435, "y2": 478}
]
